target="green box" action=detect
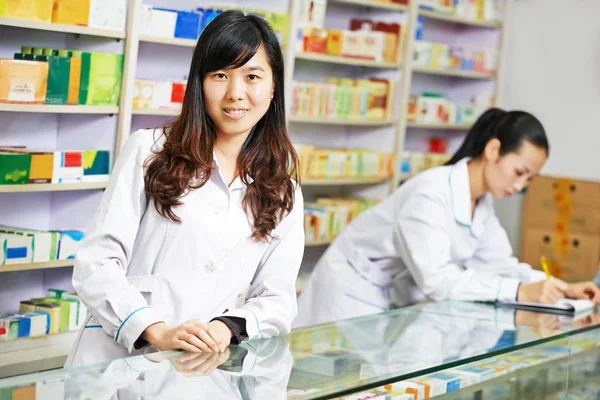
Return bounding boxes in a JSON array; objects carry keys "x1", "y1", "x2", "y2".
[
  {"x1": 0, "y1": 153, "x2": 31, "y2": 185},
  {"x1": 45, "y1": 55, "x2": 71, "y2": 105},
  {"x1": 79, "y1": 52, "x2": 124, "y2": 106}
]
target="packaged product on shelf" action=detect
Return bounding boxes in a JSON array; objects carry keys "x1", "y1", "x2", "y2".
[
  {"x1": 0, "y1": 151, "x2": 31, "y2": 184},
  {"x1": 299, "y1": 0, "x2": 326, "y2": 29},
  {"x1": 52, "y1": 150, "x2": 83, "y2": 183},
  {"x1": 413, "y1": 41, "x2": 433, "y2": 68},
  {"x1": 376, "y1": 22, "x2": 402, "y2": 63},
  {"x1": 0, "y1": 147, "x2": 52, "y2": 183},
  {"x1": 0, "y1": 0, "x2": 54, "y2": 22},
  {"x1": 43, "y1": 52, "x2": 71, "y2": 105},
  {"x1": 174, "y1": 10, "x2": 201, "y2": 40},
  {"x1": 0, "y1": 326, "x2": 6, "y2": 341},
  {"x1": 0, "y1": 317, "x2": 18, "y2": 340},
  {"x1": 68, "y1": 51, "x2": 82, "y2": 105},
  {"x1": 32, "y1": 298, "x2": 70, "y2": 333},
  {"x1": 171, "y1": 81, "x2": 186, "y2": 105},
  {"x1": 82, "y1": 150, "x2": 110, "y2": 182},
  {"x1": 359, "y1": 31, "x2": 386, "y2": 63},
  {"x1": 151, "y1": 80, "x2": 174, "y2": 109},
  {"x1": 431, "y1": 43, "x2": 451, "y2": 69},
  {"x1": 31, "y1": 301, "x2": 60, "y2": 334},
  {"x1": 19, "y1": 301, "x2": 38, "y2": 313},
  {"x1": 132, "y1": 79, "x2": 154, "y2": 109},
  {"x1": 340, "y1": 30, "x2": 362, "y2": 59},
  {"x1": 88, "y1": 0, "x2": 126, "y2": 31},
  {"x1": 416, "y1": 92, "x2": 446, "y2": 123},
  {"x1": 0, "y1": 226, "x2": 59, "y2": 262},
  {"x1": 326, "y1": 29, "x2": 343, "y2": 56},
  {"x1": 140, "y1": 6, "x2": 178, "y2": 38},
  {"x1": 0, "y1": 59, "x2": 49, "y2": 104},
  {"x1": 429, "y1": 137, "x2": 448, "y2": 154},
  {"x1": 304, "y1": 207, "x2": 329, "y2": 241},
  {"x1": 60, "y1": 292, "x2": 88, "y2": 329},
  {"x1": 199, "y1": 9, "x2": 222, "y2": 33},
  {"x1": 56, "y1": 230, "x2": 84, "y2": 260},
  {"x1": 303, "y1": 27, "x2": 327, "y2": 53},
  {"x1": 79, "y1": 52, "x2": 124, "y2": 106},
  {"x1": 52, "y1": 0, "x2": 91, "y2": 26},
  {"x1": 18, "y1": 312, "x2": 49, "y2": 337}
]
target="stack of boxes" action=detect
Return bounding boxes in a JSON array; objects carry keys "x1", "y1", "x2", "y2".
[
  {"x1": 419, "y1": 0, "x2": 504, "y2": 22},
  {"x1": 297, "y1": 1, "x2": 403, "y2": 64},
  {"x1": 305, "y1": 198, "x2": 379, "y2": 243},
  {"x1": 0, "y1": 0, "x2": 127, "y2": 31},
  {"x1": 414, "y1": 16, "x2": 498, "y2": 73},
  {"x1": 0, "y1": 46, "x2": 123, "y2": 106},
  {"x1": 0, "y1": 148, "x2": 110, "y2": 185},
  {"x1": 133, "y1": 79, "x2": 186, "y2": 111},
  {"x1": 0, "y1": 289, "x2": 88, "y2": 341},
  {"x1": 291, "y1": 78, "x2": 395, "y2": 121},
  {"x1": 0, "y1": 226, "x2": 84, "y2": 265},
  {"x1": 407, "y1": 93, "x2": 494, "y2": 126},
  {"x1": 140, "y1": 6, "x2": 289, "y2": 50},
  {"x1": 295, "y1": 144, "x2": 395, "y2": 181},
  {"x1": 399, "y1": 152, "x2": 451, "y2": 179},
  {"x1": 521, "y1": 177, "x2": 600, "y2": 281}
]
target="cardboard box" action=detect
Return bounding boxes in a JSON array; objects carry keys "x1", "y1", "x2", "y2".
[
  {"x1": 82, "y1": 150, "x2": 110, "y2": 182},
  {"x1": 525, "y1": 176, "x2": 600, "y2": 211},
  {"x1": 52, "y1": 151, "x2": 83, "y2": 183},
  {"x1": 0, "y1": 152, "x2": 31, "y2": 184},
  {"x1": 52, "y1": 0, "x2": 90, "y2": 26},
  {"x1": 521, "y1": 227, "x2": 600, "y2": 281},
  {"x1": 88, "y1": 0, "x2": 126, "y2": 31},
  {"x1": 2, "y1": 0, "x2": 54, "y2": 22},
  {"x1": 0, "y1": 232, "x2": 34, "y2": 265},
  {"x1": 79, "y1": 52, "x2": 124, "y2": 106},
  {"x1": 0, "y1": 59, "x2": 49, "y2": 104}
]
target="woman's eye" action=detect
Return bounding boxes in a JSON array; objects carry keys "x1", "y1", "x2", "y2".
[
  {"x1": 248, "y1": 74, "x2": 259, "y2": 81},
  {"x1": 515, "y1": 170, "x2": 524, "y2": 177},
  {"x1": 214, "y1": 73, "x2": 226, "y2": 79}
]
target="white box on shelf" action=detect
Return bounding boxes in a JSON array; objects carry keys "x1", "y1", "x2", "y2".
[
  {"x1": 140, "y1": 5, "x2": 178, "y2": 38},
  {"x1": 52, "y1": 151, "x2": 83, "y2": 184},
  {"x1": 0, "y1": 227, "x2": 59, "y2": 263},
  {"x1": 413, "y1": 41, "x2": 434, "y2": 68},
  {"x1": 299, "y1": 0, "x2": 326, "y2": 28},
  {"x1": 151, "y1": 81, "x2": 174, "y2": 109},
  {"x1": 88, "y1": 0, "x2": 127, "y2": 31},
  {"x1": 0, "y1": 233, "x2": 34, "y2": 265},
  {"x1": 56, "y1": 231, "x2": 84, "y2": 261}
]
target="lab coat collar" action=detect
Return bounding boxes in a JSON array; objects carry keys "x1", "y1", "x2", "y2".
[
  {"x1": 448, "y1": 157, "x2": 492, "y2": 237},
  {"x1": 212, "y1": 153, "x2": 254, "y2": 191}
]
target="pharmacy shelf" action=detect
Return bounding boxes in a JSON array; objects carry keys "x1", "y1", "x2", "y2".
[
  {"x1": 328, "y1": 0, "x2": 409, "y2": 12},
  {"x1": 0, "y1": 331, "x2": 78, "y2": 378},
  {"x1": 302, "y1": 177, "x2": 391, "y2": 186},
  {"x1": 295, "y1": 52, "x2": 401, "y2": 69},
  {"x1": 305, "y1": 239, "x2": 334, "y2": 247},
  {"x1": 0, "y1": 260, "x2": 75, "y2": 273},
  {"x1": 0, "y1": 18, "x2": 126, "y2": 39},
  {"x1": 290, "y1": 115, "x2": 398, "y2": 126},
  {"x1": 418, "y1": 9, "x2": 502, "y2": 28},
  {"x1": 0, "y1": 182, "x2": 108, "y2": 193},
  {"x1": 407, "y1": 122, "x2": 472, "y2": 130},
  {"x1": 0, "y1": 104, "x2": 119, "y2": 114},
  {"x1": 412, "y1": 66, "x2": 497, "y2": 80},
  {"x1": 132, "y1": 108, "x2": 180, "y2": 116},
  {"x1": 139, "y1": 34, "x2": 197, "y2": 48}
]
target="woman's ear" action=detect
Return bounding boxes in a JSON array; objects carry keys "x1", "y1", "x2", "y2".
[
  {"x1": 484, "y1": 138, "x2": 502, "y2": 162},
  {"x1": 271, "y1": 84, "x2": 274, "y2": 100}
]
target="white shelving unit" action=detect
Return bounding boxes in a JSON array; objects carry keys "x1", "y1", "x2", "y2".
[
  {"x1": 0, "y1": 18, "x2": 126, "y2": 39},
  {"x1": 0, "y1": 260, "x2": 75, "y2": 273},
  {"x1": 406, "y1": 122, "x2": 472, "y2": 130},
  {"x1": 417, "y1": 9, "x2": 502, "y2": 28},
  {"x1": 412, "y1": 65, "x2": 497, "y2": 79},
  {"x1": 289, "y1": 115, "x2": 398, "y2": 126},
  {"x1": 295, "y1": 52, "x2": 402, "y2": 69},
  {"x1": 132, "y1": 108, "x2": 180, "y2": 116},
  {"x1": 303, "y1": 177, "x2": 391, "y2": 186},
  {"x1": 139, "y1": 34, "x2": 196, "y2": 47},
  {"x1": 0, "y1": 104, "x2": 119, "y2": 114},
  {"x1": 0, "y1": 182, "x2": 108, "y2": 193},
  {"x1": 305, "y1": 238, "x2": 334, "y2": 247},
  {"x1": 328, "y1": 0, "x2": 409, "y2": 11}
]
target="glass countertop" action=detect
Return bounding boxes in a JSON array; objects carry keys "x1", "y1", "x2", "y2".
[{"x1": 0, "y1": 300, "x2": 599, "y2": 399}]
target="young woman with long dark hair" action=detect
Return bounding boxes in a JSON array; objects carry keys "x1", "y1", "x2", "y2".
[{"x1": 67, "y1": 10, "x2": 304, "y2": 366}]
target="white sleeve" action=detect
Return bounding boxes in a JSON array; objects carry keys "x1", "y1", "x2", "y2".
[
  {"x1": 464, "y1": 212, "x2": 547, "y2": 288},
  {"x1": 219, "y1": 187, "x2": 305, "y2": 339},
  {"x1": 73, "y1": 130, "x2": 163, "y2": 352},
  {"x1": 394, "y1": 193, "x2": 527, "y2": 303}
]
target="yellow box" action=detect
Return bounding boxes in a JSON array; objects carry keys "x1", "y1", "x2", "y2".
[
  {"x1": 326, "y1": 29, "x2": 343, "y2": 56},
  {"x1": 3, "y1": 0, "x2": 54, "y2": 22},
  {"x1": 67, "y1": 56, "x2": 82, "y2": 105},
  {"x1": 52, "y1": 0, "x2": 90, "y2": 26},
  {"x1": 0, "y1": 59, "x2": 49, "y2": 104}
]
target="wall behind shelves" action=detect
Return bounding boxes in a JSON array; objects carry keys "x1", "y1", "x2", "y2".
[{"x1": 496, "y1": 0, "x2": 600, "y2": 255}]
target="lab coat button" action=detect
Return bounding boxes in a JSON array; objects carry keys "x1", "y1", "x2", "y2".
[{"x1": 205, "y1": 262, "x2": 216, "y2": 273}]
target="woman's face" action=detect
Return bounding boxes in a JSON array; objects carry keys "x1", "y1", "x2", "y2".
[
  {"x1": 484, "y1": 140, "x2": 548, "y2": 199},
  {"x1": 203, "y1": 46, "x2": 274, "y2": 140}
]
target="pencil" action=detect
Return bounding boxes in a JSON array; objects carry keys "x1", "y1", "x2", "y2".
[{"x1": 540, "y1": 256, "x2": 551, "y2": 279}]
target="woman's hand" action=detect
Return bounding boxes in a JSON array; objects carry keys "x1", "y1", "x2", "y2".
[
  {"x1": 142, "y1": 321, "x2": 222, "y2": 353},
  {"x1": 517, "y1": 278, "x2": 568, "y2": 304},
  {"x1": 169, "y1": 348, "x2": 231, "y2": 377},
  {"x1": 207, "y1": 320, "x2": 233, "y2": 352},
  {"x1": 565, "y1": 281, "x2": 600, "y2": 304}
]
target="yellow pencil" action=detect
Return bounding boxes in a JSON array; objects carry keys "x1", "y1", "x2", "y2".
[{"x1": 540, "y1": 256, "x2": 552, "y2": 279}]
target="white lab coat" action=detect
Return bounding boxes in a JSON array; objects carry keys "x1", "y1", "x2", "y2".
[
  {"x1": 295, "y1": 158, "x2": 545, "y2": 327},
  {"x1": 66, "y1": 129, "x2": 304, "y2": 367}
]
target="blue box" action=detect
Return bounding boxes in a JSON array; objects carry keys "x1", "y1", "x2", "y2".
[{"x1": 175, "y1": 11, "x2": 201, "y2": 40}]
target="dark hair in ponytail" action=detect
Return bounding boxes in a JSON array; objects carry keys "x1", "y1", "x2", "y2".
[{"x1": 446, "y1": 108, "x2": 549, "y2": 165}]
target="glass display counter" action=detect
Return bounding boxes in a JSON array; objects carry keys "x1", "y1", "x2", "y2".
[{"x1": 0, "y1": 300, "x2": 598, "y2": 399}]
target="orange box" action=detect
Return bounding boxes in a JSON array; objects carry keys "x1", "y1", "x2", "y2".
[
  {"x1": 3, "y1": 0, "x2": 54, "y2": 22},
  {"x1": 52, "y1": 0, "x2": 90, "y2": 26}
]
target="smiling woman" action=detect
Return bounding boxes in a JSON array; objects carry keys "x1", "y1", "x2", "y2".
[{"x1": 66, "y1": 10, "x2": 305, "y2": 368}]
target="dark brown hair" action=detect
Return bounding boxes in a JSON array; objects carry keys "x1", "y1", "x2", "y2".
[{"x1": 144, "y1": 10, "x2": 299, "y2": 242}]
